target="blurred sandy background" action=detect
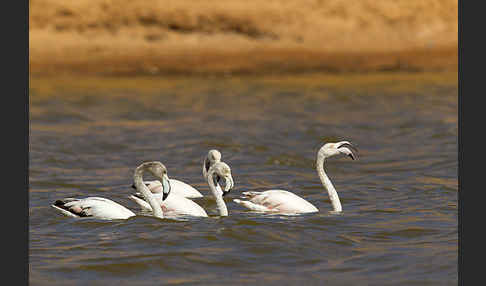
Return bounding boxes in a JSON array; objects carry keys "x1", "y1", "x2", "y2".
[{"x1": 29, "y1": 0, "x2": 457, "y2": 76}]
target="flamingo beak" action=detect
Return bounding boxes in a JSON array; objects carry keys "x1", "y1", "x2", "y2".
[
  {"x1": 222, "y1": 175, "x2": 234, "y2": 196},
  {"x1": 162, "y1": 174, "x2": 171, "y2": 201},
  {"x1": 337, "y1": 142, "x2": 358, "y2": 160}
]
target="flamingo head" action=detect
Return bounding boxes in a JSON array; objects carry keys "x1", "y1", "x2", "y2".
[
  {"x1": 210, "y1": 161, "x2": 234, "y2": 196},
  {"x1": 143, "y1": 161, "x2": 171, "y2": 201},
  {"x1": 204, "y1": 149, "x2": 222, "y2": 173},
  {"x1": 320, "y1": 141, "x2": 358, "y2": 160}
]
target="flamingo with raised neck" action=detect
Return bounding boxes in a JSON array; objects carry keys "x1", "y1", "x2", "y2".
[{"x1": 233, "y1": 141, "x2": 357, "y2": 214}]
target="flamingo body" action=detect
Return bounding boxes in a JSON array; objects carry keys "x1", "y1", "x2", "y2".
[
  {"x1": 141, "y1": 179, "x2": 203, "y2": 199},
  {"x1": 51, "y1": 197, "x2": 135, "y2": 220},
  {"x1": 129, "y1": 192, "x2": 208, "y2": 217},
  {"x1": 234, "y1": 190, "x2": 318, "y2": 214}
]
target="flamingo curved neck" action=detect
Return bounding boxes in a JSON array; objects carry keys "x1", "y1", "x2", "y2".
[
  {"x1": 134, "y1": 167, "x2": 164, "y2": 218},
  {"x1": 317, "y1": 154, "x2": 342, "y2": 212},
  {"x1": 207, "y1": 171, "x2": 228, "y2": 216}
]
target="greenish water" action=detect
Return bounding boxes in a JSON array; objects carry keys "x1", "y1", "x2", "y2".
[{"x1": 29, "y1": 73, "x2": 457, "y2": 285}]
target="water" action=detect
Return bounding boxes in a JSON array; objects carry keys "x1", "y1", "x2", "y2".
[{"x1": 29, "y1": 73, "x2": 458, "y2": 285}]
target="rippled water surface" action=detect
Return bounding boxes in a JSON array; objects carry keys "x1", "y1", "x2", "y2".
[{"x1": 29, "y1": 73, "x2": 458, "y2": 285}]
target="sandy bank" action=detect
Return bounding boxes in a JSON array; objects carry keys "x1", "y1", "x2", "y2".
[{"x1": 30, "y1": 0, "x2": 458, "y2": 75}]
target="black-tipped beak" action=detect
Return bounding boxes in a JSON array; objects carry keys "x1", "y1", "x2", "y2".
[
  {"x1": 222, "y1": 176, "x2": 234, "y2": 197},
  {"x1": 338, "y1": 142, "x2": 358, "y2": 160},
  {"x1": 161, "y1": 174, "x2": 171, "y2": 201},
  {"x1": 337, "y1": 142, "x2": 354, "y2": 149}
]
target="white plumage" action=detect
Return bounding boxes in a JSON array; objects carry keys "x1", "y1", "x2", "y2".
[
  {"x1": 234, "y1": 190, "x2": 318, "y2": 214},
  {"x1": 128, "y1": 192, "x2": 208, "y2": 217},
  {"x1": 128, "y1": 150, "x2": 227, "y2": 217},
  {"x1": 129, "y1": 159, "x2": 235, "y2": 217},
  {"x1": 140, "y1": 179, "x2": 203, "y2": 199},
  {"x1": 52, "y1": 161, "x2": 170, "y2": 220},
  {"x1": 234, "y1": 141, "x2": 358, "y2": 214},
  {"x1": 51, "y1": 197, "x2": 135, "y2": 220}
]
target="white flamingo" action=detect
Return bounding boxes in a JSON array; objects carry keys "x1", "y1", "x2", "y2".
[
  {"x1": 129, "y1": 160, "x2": 234, "y2": 217},
  {"x1": 233, "y1": 141, "x2": 358, "y2": 214},
  {"x1": 51, "y1": 161, "x2": 169, "y2": 220},
  {"x1": 205, "y1": 161, "x2": 234, "y2": 216},
  {"x1": 132, "y1": 150, "x2": 222, "y2": 199}
]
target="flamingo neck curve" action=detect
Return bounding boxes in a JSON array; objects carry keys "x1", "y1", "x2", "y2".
[
  {"x1": 134, "y1": 165, "x2": 164, "y2": 219},
  {"x1": 316, "y1": 154, "x2": 342, "y2": 212},
  {"x1": 207, "y1": 170, "x2": 229, "y2": 216}
]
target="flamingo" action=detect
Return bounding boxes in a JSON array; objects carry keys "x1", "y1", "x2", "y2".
[
  {"x1": 51, "y1": 161, "x2": 169, "y2": 219},
  {"x1": 233, "y1": 141, "x2": 357, "y2": 214}
]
